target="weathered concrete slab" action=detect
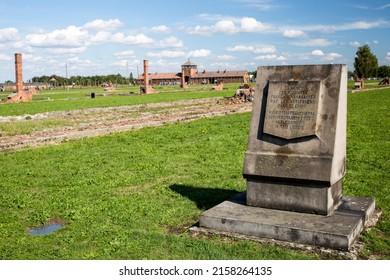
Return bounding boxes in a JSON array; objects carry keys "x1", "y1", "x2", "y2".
[{"x1": 199, "y1": 192, "x2": 375, "y2": 251}]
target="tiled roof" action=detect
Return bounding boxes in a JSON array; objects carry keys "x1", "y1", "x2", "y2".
[
  {"x1": 182, "y1": 60, "x2": 196, "y2": 66},
  {"x1": 137, "y1": 70, "x2": 248, "y2": 80},
  {"x1": 193, "y1": 70, "x2": 247, "y2": 78},
  {"x1": 138, "y1": 72, "x2": 181, "y2": 80}
]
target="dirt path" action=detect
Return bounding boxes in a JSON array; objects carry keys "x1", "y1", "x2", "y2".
[{"x1": 0, "y1": 97, "x2": 252, "y2": 152}]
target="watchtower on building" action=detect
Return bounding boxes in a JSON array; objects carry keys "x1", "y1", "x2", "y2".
[{"x1": 181, "y1": 60, "x2": 197, "y2": 86}]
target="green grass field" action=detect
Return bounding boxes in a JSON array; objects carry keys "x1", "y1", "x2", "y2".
[
  {"x1": 0, "y1": 84, "x2": 240, "y2": 116},
  {"x1": 0, "y1": 86, "x2": 389, "y2": 259}
]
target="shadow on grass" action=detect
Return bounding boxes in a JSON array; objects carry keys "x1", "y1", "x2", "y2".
[{"x1": 170, "y1": 184, "x2": 240, "y2": 210}]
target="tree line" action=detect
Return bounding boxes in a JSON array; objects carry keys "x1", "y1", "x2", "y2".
[
  {"x1": 354, "y1": 44, "x2": 390, "y2": 79},
  {"x1": 30, "y1": 73, "x2": 136, "y2": 87}
]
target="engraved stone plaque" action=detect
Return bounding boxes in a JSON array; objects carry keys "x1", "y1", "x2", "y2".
[
  {"x1": 263, "y1": 80, "x2": 321, "y2": 139},
  {"x1": 243, "y1": 64, "x2": 348, "y2": 215}
]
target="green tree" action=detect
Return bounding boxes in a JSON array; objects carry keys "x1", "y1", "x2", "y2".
[
  {"x1": 378, "y1": 65, "x2": 390, "y2": 78},
  {"x1": 129, "y1": 72, "x2": 135, "y2": 85},
  {"x1": 354, "y1": 44, "x2": 378, "y2": 79},
  {"x1": 249, "y1": 70, "x2": 257, "y2": 78}
]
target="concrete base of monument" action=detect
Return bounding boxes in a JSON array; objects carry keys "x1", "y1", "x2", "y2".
[{"x1": 199, "y1": 192, "x2": 375, "y2": 251}]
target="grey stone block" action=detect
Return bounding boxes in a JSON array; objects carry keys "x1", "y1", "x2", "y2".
[{"x1": 199, "y1": 192, "x2": 375, "y2": 251}]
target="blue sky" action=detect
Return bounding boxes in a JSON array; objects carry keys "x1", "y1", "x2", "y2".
[{"x1": 0, "y1": 0, "x2": 389, "y2": 81}]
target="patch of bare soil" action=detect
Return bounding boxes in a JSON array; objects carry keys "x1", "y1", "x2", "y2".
[{"x1": 0, "y1": 97, "x2": 252, "y2": 152}]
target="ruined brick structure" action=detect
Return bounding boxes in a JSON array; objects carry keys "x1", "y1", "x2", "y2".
[
  {"x1": 140, "y1": 60, "x2": 155, "y2": 94},
  {"x1": 3, "y1": 53, "x2": 36, "y2": 103}
]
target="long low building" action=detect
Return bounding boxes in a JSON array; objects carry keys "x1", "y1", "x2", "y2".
[
  {"x1": 137, "y1": 60, "x2": 249, "y2": 86},
  {"x1": 0, "y1": 82, "x2": 49, "y2": 92}
]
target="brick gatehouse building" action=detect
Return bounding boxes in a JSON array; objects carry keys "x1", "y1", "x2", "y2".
[{"x1": 137, "y1": 60, "x2": 249, "y2": 86}]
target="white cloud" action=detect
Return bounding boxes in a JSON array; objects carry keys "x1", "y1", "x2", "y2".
[
  {"x1": 349, "y1": 41, "x2": 361, "y2": 47},
  {"x1": 145, "y1": 49, "x2": 212, "y2": 59},
  {"x1": 112, "y1": 33, "x2": 154, "y2": 45},
  {"x1": 112, "y1": 58, "x2": 141, "y2": 68},
  {"x1": 83, "y1": 19, "x2": 123, "y2": 31},
  {"x1": 184, "y1": 25, "x2": 213, "y2": 36},
  {"x1": 185, "y1": 16, "x2": 271, "y2": 35},
  {"x1": 240, "y1": 17, "x2": 265, "y2": 32},
  {"x1": 111, "y1": 59, "x2": 140, "y2": 68},
  {"x1": 227, "y1": 45, "x2": 255, "y2": 52},
  {"x1": 311, "y1": 50, "x2": 324, "y2": 56},
  {"x1": 114, "y1": 50, "x2": 136, "y2": 58},
  {"x1": 0, "y1": 53, "x2": 12, "y2": 60},
  {"x1": 385, "y1": 52, "x2": 390, "y2": 61},
  {"x1": 0, "y1": 27, "x2": 19, "y2": 42},
  {"x1": 214, "y1": 20, "x2": 240, "y2": 34},
  {"x1": 149, "y1": 36, "x2": 183, "y2": 48},
  {"x1": 22, "y1": 18, "x2": 183, "y2": 61},
  {"x1": 339, "y1": 20, "x2": 387, "y2": 30},
  {"x1": 112, "y1": 34, "x2": 182, "y2": 49},
  {"x1": 47, "y1": 47, "x2": 87, "y2": 54},
  {"x1": 301, "y1": 20, "x2": 388, "y2": 33},
  {"x1": 217, "y1": 55, "x2": 236, "y2": 60},
  {"x1": 89, "y1": 31, "x2": 112, "y2": 44},
  {"x1": 255, "y1": 54, "x2": 287, "y2": 61},
  {"x1": 26, "y1": 25, "x2": 88, "y2": 48},
  {"x1": 68, "y1": 56, "x2": 93, "y2": 65},
  {"x1": 227, "y1": 44, "x2": 276, "y2": 53},
  {"x1": 146, "y1": 50, "x2": 186, "y2": 58},
  {"x1": 22, "y1": 54, "x2": 42, "y2": 61},
  {"x1": 197, "y1": 13, "x2": 228, "y2": 21},
  {"x1": 151, "y1": 59, "x2": 181, "y2": 69},
  {"x1": 253, "y1": 46, "x2": 277, "y2": 53},
  {"x1": 210, "y1": 62, "x2": 233, "y2": 68},
  {"x1": 322, "y1": 52, "x2": 342, "y2": 61},
  {"x1": 292, "y1": 38, "x2": 334, "y2": 47},
  {"x1": 309, "y1": 50, "x2": 342, "y2": 61},
  {"x1": 283, "y1": 29, "x2": 308, "y2": 38},
  {"x1": 242, "y1": 0, "x2": 281, "y2": 11},
  {"x1": 151, "y1": 25, "x2": 171, "y2": 34},
  {"x1": 111, "y1": 59, "x2": 129, "y2": 68},
  {"x1": 188, "y1": 49, "x2": 212, "y2": 58},
  {"x1": 187, "y1": 17, "x2": 389, "y2": 37}
]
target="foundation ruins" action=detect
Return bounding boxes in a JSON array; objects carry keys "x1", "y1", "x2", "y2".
[
  {"x1": 3, "y1": 53, "x2": 38, "y2": 103},
  {"x1": 210, "y1": 81, "x2": 224, "y2": 91}
]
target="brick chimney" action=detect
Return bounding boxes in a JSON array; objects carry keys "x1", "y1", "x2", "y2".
[
  {"x1": 143, "y1": 60, "x2": 149, "y2": 88},
  {"x1": 140, "y1": 60, "x2": 154, "y2": 94},
  {"x1": 4, "y1": 53, "x2": 33, "y2": 103},
  {"x1": 15, "y1": 53, "x2": 23, "y2": 93}
]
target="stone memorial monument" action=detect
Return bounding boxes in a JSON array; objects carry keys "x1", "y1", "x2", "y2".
[
  {"x1": 199, "y1": 64, "x2": 376, "y2": 251},
  {"x1": 244, "y1": 64, "x2": 346, "y2": 215}
]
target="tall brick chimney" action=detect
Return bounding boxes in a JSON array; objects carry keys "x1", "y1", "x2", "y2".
[
  {"x1": 15, "y1": 53, "x2": 23, "y2": 93},
  {"x1": 3, "y1": 53, "x2": 34, "y2": 103},
  {"x1": 140, "y1": 59, "x2": 154, "y2": 94},
  {"x1": 144, "y1": 60, "x2": 149, "y2": 89}
]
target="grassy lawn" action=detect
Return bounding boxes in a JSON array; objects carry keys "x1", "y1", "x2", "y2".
[
  {"x1": 0, "y1": 84, "x2": 242, "y2": 116},
  {"x1": 0, "y1": 88, "x2": 388, "y2": 260},
  {"x1": 345, "y1": 89, "x2": 390, "y2": 258}
]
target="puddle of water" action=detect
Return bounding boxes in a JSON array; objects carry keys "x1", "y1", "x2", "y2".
[{"x1": 28, "y1": 223, "x2": 63, "y2": 236}]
